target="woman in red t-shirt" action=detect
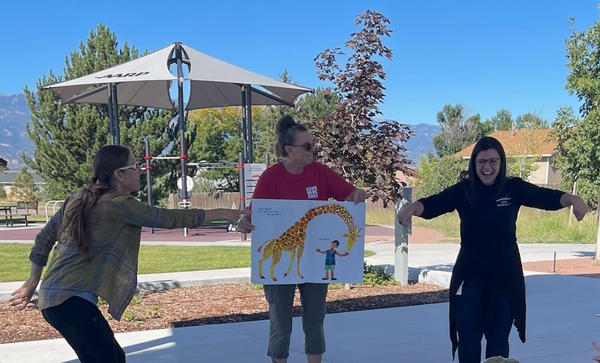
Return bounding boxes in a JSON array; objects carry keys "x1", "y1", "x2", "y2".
[{"x1": 237, "y1": 115, "x2": 366, "y2": 363}]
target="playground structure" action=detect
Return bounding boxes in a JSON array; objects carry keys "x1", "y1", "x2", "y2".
[{"x1": 141, "y1": 138, "x2": 268, "y2": 237}]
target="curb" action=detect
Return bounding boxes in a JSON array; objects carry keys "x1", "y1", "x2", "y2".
[{"x1": 0, "y1": 265, "x2": 452, "y2": 301}]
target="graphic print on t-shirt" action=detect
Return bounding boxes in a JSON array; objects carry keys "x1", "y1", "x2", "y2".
[
  {"x1": 496, "y1": 197, "x2": 512, "y2": 207},
  {"x1": 306, "y1": 186, "x2": 318, "y2": 199}
]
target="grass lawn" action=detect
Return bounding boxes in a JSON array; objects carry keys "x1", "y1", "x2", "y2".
[
  {"x1": 0, "y1": 244, "x2": 375, "y2": 282},
  {"x1": 366, "y1": 205, "x2": 598, "y2": 243}
]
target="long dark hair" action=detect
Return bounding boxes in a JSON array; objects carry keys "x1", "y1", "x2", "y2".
[
  {"x1": 462, "y1": 136, "x2": 507, "y2": 204},
  {"x1": 58, "y1": 145, "x2": 132, "y2": 254},
  {"x1": 274, "y1": 115, "x2": 308, "y2": 158}
]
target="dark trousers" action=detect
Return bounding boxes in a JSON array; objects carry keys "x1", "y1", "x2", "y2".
[
  {"x1": 263, "y1": 283, "x2": 328, "y2": 360},
  {"x1": 42, "y1": 296, "x2": 125, "y2": 363},
  {"x1": 455, "y1": 277, "x2": 513, "y2": 363}
]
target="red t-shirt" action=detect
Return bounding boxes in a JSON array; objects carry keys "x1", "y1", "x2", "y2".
[{"x1": 252, "y1": 162, "x2": 354, "y2": 201}]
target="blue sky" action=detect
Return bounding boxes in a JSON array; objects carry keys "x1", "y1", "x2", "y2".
[{"x1": 1, "y1": 0, "x2": 598, "y2": 125}]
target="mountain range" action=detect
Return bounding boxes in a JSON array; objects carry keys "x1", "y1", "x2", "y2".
[
  {"x1": 0, "y1": 93, "x2": 33, "y2": 168},
  {"x1": 0, "y1": 93, "x2": 440, "y2": 169}
]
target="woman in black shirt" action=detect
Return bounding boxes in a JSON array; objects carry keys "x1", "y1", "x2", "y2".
[{"x1": 397, "y1": 136, "x2": 588, "y2": 363}]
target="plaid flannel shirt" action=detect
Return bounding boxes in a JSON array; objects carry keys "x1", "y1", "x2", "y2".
[{"x1": 30, "y1": 191, "x2": 205, "y2": 320}]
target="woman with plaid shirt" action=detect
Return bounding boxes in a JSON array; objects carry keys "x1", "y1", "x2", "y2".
[{"x1": 9, "y1": 145, "x2": 243, "y2": 363}]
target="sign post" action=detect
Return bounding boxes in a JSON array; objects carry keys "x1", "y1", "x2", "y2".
[{"x1": 394, "y1": 187, "x2": 412, "y2": 285}]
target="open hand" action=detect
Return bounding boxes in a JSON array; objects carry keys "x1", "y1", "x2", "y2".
[
  {"x1": 571, "y1": 196, "x2": 589, "y2": 221},
  {"x1": 236, "y1": 210, "x2": 255, "y2": 233},
  {"x1": 9, "y1": 280, "x2": 38, "y2": 311},
  {"x1": 397, "y1": 204, "x2": 414, "y2": 227}
]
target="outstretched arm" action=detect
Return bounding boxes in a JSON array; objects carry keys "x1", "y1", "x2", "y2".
[
  {"x1": 336, "y1": 251, "x2": 350, "y2": 257},
  {"x1": 397, "y1": 201, "x2": 424, "y2": 227},
  {"x1": 560, "y1": 193, "x2": 589, "y2": 221},
  {"x1": 203, "y1": 208, "x2": 246, "y2": 225},
  {"x1": 316, "y1": 248, "x2": 325, "y2": 253}
]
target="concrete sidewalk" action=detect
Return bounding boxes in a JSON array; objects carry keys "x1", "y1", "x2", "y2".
[
  {"x1": 2, "y1": 273, "x2": 599, "y2": 362},
  {"x1": 1, "y1": 242, "x2": 595, "y2": 301}
]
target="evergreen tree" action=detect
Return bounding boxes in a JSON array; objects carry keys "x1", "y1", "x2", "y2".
[
  {"x1": 485, "y1": 109, "x2": 514, "y2": 131},
  {"x1": 23, "y1": 24, "x2": 176, "y2": 201},
  {"x1": 11, "y1": 167, "x2": 36, "y2": 201},
  {"x1": 433, "y1": 104, "x2": 490, "y2": 157}
]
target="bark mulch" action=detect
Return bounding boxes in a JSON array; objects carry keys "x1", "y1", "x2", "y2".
[{"x1": 0, "y1": 282, "x2": 448, "y2": 344}]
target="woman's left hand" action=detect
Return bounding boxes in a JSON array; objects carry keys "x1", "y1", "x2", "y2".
[
  {"x1": 9, "y1": 279, "x2": 38, "y2": 311},
  {"x1": 571, "y1": 195, "x2": 589, "y2": 221},
  {"x1": 348, "y1": 188, "x2": 367, "y2": 204}
]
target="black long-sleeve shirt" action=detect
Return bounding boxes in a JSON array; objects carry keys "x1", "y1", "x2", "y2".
[{"x1": 419, "y1": 177, "x2": 564, "y2": 357}]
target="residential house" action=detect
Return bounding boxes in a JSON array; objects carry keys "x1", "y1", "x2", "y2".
[
  {"x1": 455, "y1": 129, "x2": 560, "y2": 188},
  {"x1": 0, "y1": 169, "x2": 45, "y2": 199}
]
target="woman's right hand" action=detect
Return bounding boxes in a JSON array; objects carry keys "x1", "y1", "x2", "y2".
[
  {"x1": 236, "y1": 211, "x2": 255, "y2": 233},
  {"x1": 9, "y1": 279, "x2": 38, "y2": 311},
  {"x1": 397, "y1": 201, "x2": 423, "y2": 227}
]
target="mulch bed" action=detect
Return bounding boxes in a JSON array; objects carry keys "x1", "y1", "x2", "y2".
[
  {"x1": 522, "y1": 257, "x2": 600, "y2": 278},
  {"x1": 0, "y1": 283, "x2": 448, "y2": 344}
]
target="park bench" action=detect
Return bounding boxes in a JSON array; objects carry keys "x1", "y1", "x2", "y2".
[{"x1": 6, "y1": 201, "x2": 38, "y2": 226}]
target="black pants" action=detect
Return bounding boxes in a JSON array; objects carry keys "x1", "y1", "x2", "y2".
[
  {"x1": 42, "y1": 296, "x2": 125, "y2": 363},
  {"x1": 455, "y1": 277, "x2": 513, "y2": 363}
]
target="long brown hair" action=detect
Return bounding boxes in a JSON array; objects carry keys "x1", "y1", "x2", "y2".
[{"x1": 58, "y1": 145, "x2": 132, "y2": 254}]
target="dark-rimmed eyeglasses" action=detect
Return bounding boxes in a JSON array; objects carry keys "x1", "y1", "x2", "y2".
[
  {"x1": 475, "y1": 158, "x2": 500, "y2": 167},
  {"x1": 117, "y1": 163, "x2": 139, "y2": 172},
  {"x1": 287, "y1": 143, "x2": 313, "y2": 151}
]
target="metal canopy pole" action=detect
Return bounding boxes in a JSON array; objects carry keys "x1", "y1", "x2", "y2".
[
  {"x1": 107, "y1": 87, "x2": 116, "y2": 145},
  {"x1": 111, "y1": 83, "x2": 120, "y2": 145},
  {"x1": 241, "y1": 86, "x2": 249, "y2": 162},
  {"x1": 144, "y1": 138, "x2": 154, "y2": 234},
  {"x1": 168, "y1": 42, "x2": 191, "y2": 236},
  {"x1": 245, "y1": 84, "x2": 253, "y2": 163}
]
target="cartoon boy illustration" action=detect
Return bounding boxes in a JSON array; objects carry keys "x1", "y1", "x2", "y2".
[{"x1": 316, "y1": 239, "x2": 349, "y2": 280}]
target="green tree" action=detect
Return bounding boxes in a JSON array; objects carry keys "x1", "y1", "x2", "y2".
[
  {"x1": 560, "y1": 16, "x2": 600, "y2": 259},
  {"x1": 187, "y1": 107, "x2": 244, "y2": 192},
  {"x1": 24, "y1": 24, "x2": 177, "y2": 201},
  {"x1": 433, "y1": 104, "x2": 491, "y2": 157},
  {"x1": 485, "y1": 109, "x2": 514, "y2": 131},
  {"x1": 415, "y1": 154, "x2": 467, "y2": 199},
  {"x1": 514, "y1": 112, "x2": 548, "y2": 129},
  {"x1": 11, "y1": 167, "x2": 37, "y2": 201},
  {"x1": 552, "y1": 106, "x2": 597, "y2": 206},
  {"x1": 314, "y1": 10, "x2": 413, "y2": 207}
]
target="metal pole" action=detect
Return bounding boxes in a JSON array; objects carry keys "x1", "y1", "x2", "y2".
[
  {"x1": 107, "y1": 87, "x2": 116, "y2": 145},
  {"x1": 144, "y1": 138, "x2": 154, "y2": 234},
  {"x1": 245, "y1": 84, "x2": 253, "y2": 163},
  {"x1": 239, "y1": 152, "x2": 246, "y2": 241},
  {"x1": 241, "y1": 86, "x2": 248, "y2": 162},
  {"x1": 111, "y1": 84, "x2": 120, "y2": 145},
  {"x1": 175, "y1": 42, "x2": 188, "y2": 237},
  {"x1": 394, "y1": 187, "x2": 412, "y2": 285}
]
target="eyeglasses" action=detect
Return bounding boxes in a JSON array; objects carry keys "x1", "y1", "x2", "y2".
[
  {"x1": 475, "y1": 158, "x2": 500, "y2": 167},
  {"x1": 117, "y1": 163, "x2": 139, "y2": 172},
  {"x1": 287, "y1": 143, "x2": 313, "y2": 151}
]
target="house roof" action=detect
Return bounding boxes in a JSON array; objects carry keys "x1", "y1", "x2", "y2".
[
  {"x1": 455, "y1": 129, "x2": 557, "y2": 158},
  {"x1": 0, "y1": 170, "x2": 45, "y2": 184}
]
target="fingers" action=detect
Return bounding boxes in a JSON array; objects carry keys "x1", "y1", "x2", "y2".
[
  {"x1": 8, "y1": 293, "x2": 30, "y2": 311},
  {"x1": 236, "y1": 212, "x2": 255, "y2": 233}
]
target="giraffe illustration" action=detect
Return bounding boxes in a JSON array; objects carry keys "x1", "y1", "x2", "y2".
[{"x1": 256, "y1": 204, "x2": 361, "y2": 281}]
